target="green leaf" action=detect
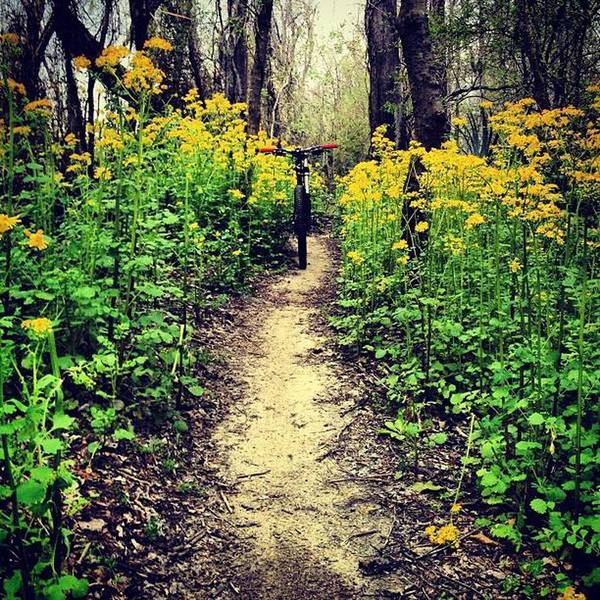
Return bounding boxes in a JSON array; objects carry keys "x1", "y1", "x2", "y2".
[
  {"x1": 530, "y1": 498, "x2": 548, "y2": 514},
  {"x1": 87, "y1": 440, "x2": 101, "y2": 453},
  {"x1": 45, "y1": 584, "x2": 65, "y2": 600},
  {"x1": 528, "y1": 412, "x2": 545, "y2": 426},
  {"x1": 411, "y1": 480, "x2": 443, "y2": 493},
  {"x1": 58, "y1": 575, "x2": 89, "y2": 598},
  {"x1": 173, "y1": 419, "x2": 189, "y2": 433},
  {"x1": 3, "y1": 570, "x2": 22, "y2": 598},
  {"x1": 52, "y1": 413, "x2": 75, "y2": 431},
  {"x1": 30, "y1": 466, "x2": 55, "y2": 484},
  {"x1": 480, "y1": 471, "x2": 498, "y2": 487},
  {"x1": 16, "y1": 479, "x2": 46, "y2": 505},
  {"x1": 430, "y1": 432, "x2": 448, "y2": 445},
  {"x1": 42, "y1": 438, "x2": 63, "y2": 455},
  {"x1": 188, "y1": 385, "x2": 205, "y2": 397},
  {"x1": 113, "y1": 428, "x2": 135, "y2": 441}
]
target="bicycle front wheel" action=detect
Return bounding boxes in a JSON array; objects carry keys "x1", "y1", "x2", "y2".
[{"x1": 294, "y1": 185, "x2": 308, "y2": 269}]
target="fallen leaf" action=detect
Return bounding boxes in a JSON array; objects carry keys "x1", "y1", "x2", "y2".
[
  {"x1": 411, "y1": 480, "x2": 443, "y2": 493},
  {"x1": 472, "y1": 532, "x2": 500, "y2": 545},
  {"x1": 78, "y1": 518, "x2": 106, "y2": 532}
]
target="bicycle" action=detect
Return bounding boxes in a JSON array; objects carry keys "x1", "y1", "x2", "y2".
[{"x1": 258, "y1": 142, "x2": 337, "y2": 269}]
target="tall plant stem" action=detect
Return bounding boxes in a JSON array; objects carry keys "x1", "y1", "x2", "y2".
[
  {"x1": 2, "y1": 74, "x2": 16, "y2": 315},
  {"x1": 47, "y1": 330, "x2": 65, "y2": 575},
  {"x1": 1, "y1": 367, "x2": 34, "y2": 600},
  {"x1": 574, "y1": 220, "x2": 588, "y2": 518},
  {"x1": 451, "y1": 413, "x2": 476, "y2": 523}
]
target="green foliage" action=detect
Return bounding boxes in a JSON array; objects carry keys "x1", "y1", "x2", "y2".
[
  {"x1": 0, "y1": 45, "x2": 292, "y2": 596},
  {"x1": 334, "y1": 98, "x2": 600, "y2": 584}
]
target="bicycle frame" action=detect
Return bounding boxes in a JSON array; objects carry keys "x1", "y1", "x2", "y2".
[{"x1": 258, "y1": 142, "x2": 337, "y2": 268}]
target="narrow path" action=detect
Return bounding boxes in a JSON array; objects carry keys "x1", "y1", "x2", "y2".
[{"x1": 214, "y1": 236, "x2": 397, "y2": 598}]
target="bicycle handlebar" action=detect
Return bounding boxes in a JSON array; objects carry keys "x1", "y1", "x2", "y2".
[{"x1": 257, "y1": 143, "x2": 338, "y2": 156}]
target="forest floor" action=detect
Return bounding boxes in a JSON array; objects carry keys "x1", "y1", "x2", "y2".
[{"x1": 79, "y1": 235, "x2": 549, "y2": 599}]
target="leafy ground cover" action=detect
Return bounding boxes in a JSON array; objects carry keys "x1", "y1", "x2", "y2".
[
  {"x1": 334, "y1": 95, "x2": 600, "y2": 596},
  {"x1": 0, "y1": 37, "x2": 301, "y2": 598}
]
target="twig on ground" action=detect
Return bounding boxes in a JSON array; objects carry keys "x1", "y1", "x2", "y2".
[
  {"x1": 347, "y1": 528, "x2": 379, "y2": 541},
  {"x1": 236, "y1": 469, "x2": 271, "y2": 480},
  {"x1": 220, "y1": 491, "x2": 233, "y2": 513}
]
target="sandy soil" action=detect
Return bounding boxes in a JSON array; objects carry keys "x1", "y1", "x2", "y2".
[{"x1": 214, "y1": 237, "x2": 398, "y2": 598}]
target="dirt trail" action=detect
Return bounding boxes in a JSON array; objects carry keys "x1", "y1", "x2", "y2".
[{"x1": 214, "y1": 236, "x2": 396, "y2": 598}]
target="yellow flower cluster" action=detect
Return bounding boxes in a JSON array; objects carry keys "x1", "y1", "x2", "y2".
[
  {"x1": 21, "y1": 317, "x2": 53, "y2": 336},
  {"x1": 6, "y1": 78, "x2": 26, "y2": 96},
  {"x1": 24, "y1": 98, "x2": 53, "y2": 115},
  {"x1": 96, "y1": 45, "x2": 129, "y2": 69},
  {"x1": 123, "y1": 52, "x2": 165, "y2": 93},
  {"x1": 0, "y1": 32, "x2": 19, "y2": 46},
  {"x1": 557, "y1": 587, "x2": 586, "y2": 600},
  {"x1": 347, "y1": 250, "x2": 364, "y2": 264},
  {"x1": 73, "y1": 55, "x2": 91, "y2": 70},
  {"x1": 425, "y1": 523, "x2": 460, "y2": 545},
  {"x1": 67, "y1": 152, "x2": 92, "y2": 173},
  {"x1": 0, "y1": 213, "x2": 21, "y2": 234},
  {"x1": 143, "y1": 37, "x2": 173, "y2": 51},
  {"x1": 24, "y1": 229, "x2": 48, "y2": 250},
  {"x1": 94, "y1": 166, "x2": 112, "y2": 181}
]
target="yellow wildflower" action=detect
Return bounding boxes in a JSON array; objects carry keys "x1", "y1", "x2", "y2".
[
  {"x1": 397, "y1": 254, "x2": 409, "y2": 266},
  {"x1": 0, "y1": 213, "x2": 21, "y2": 234},
  {"x1": 510, "y1": 259, "x2": 522, "y2": 273},
  {"x1": 73, "y1": 55, "x2": 91, "y2": 70},
  {"x1": 21, "y1": 317, "x2": 53, "y2": 336},
  {"x1": 232, "y1": 249, "x2": 242, "y2": 256},
  {"x1": 479, "y1": 100, "x2": 493, "y2": 110},
  {"x1": 452, "y1": 116, "x2": 467, "y2": 127},
  {"x1": 24, "y1": 98, "x2": 53, "y2": 115},
  {"x1": 450, "y1": 503, "x2": 462, "y2": 514},
  {"x1": 123, "y1": 52, "x2": 165, "y2": 93},
  {"x1": 392, "y1": 239, "x2": 408, "y2": 251},
  {"x1": 94, "y1": 166, "x2": 112, "y2": 181},
  {"x1": 143, "y1": 37, "x2": 173, "y2": 51},
  {"x1": 96, "y1": 45, "x2": 129, "y2": 68},
  {"x1": 228, "y1": 188, "x2": 244, "y2": 200},
  {"x1": 415, "y1": 221, "x2": 429, "y2": 233},
  {"x1": 24, "y1": 229, "x2": 48, "y2": 250},
  {"x1": 12, "y1": 126, "x2": 31, "y2": 136},
  {"x1": 557, "y1": 587, "x2": 586, "y2": 600},
  {"x1": 347, "y1": 250, "x2": 364, "y2": 264},
  {"x1": 64, "y1": 133, "x2": 77, "y2": 146},
  {"x1": 6, "y1": 78, "x2": 26, "y2": 95},
  {"x1": 0, "y1": 33, "x2": 20, "y2": 46},
  {"x1": 425, "y1": 523, "x2": 460, "y2": 545},
  {"x1": 465, "y1": 213, "x2": 485, "y2": 229}
]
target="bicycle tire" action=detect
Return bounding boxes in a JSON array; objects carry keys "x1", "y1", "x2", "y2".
[{"x1": 294, "y1": 185, "x2": 308, "y2": 269}]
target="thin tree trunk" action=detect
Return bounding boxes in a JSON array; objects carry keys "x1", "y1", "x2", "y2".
[
  {"x1": 247, "y1": 0, "x2": 274, "y2": 135},
  {"x1": 398, "y1": 0, "x2": 449, "y2": 150},
  {"x1": 221, "y1": 0, "x2": 249, "y2": 102},
  {"x1": 63, "y1": 48, "x2": 85, "y2": 144},
  {"x1": 129, "y1": 0, "x2": 165, "y2": 50},
  {"x1": 365, "y1": 0, "x2": 401, "y2": 142}
]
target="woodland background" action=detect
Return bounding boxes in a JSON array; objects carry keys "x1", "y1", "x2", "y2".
[{"x1": 2, "y1": 0, "x2": 599, "y2": 170}]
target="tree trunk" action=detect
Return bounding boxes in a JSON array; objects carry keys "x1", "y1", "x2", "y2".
[
  {"x1": 18, "y1": 0, "x2": 54, "y2": 99},
  {"x1": 129, "y1": 0, "x2": 165, "y2": 50},
  {"x1": 398, "y1": 0, "x2": 449, "y2": 150},
  {"x1": 365, "y1": 0, "x2": 401, "y2": 143},
  {"x1": 63, "y1": 49, "x2": 86, "y2": 145},
  {"x1": 514, "y1": 0, "x2": 550, "y2": 109},
  {"x1": 221, "y1": 0, "x2": 249, "y2": 103},
  {"x1": 188, "y1": 26, "x2": 211, "y2": 99},
  {"x1": 247, "y1": 0, "x2": 274, "y2": 135}
]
